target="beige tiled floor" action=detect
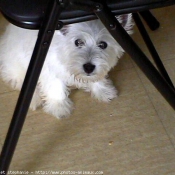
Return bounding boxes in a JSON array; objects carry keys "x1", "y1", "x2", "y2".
[{"x1": 0, "y1": 5, "x2": 175, "y2": 175}]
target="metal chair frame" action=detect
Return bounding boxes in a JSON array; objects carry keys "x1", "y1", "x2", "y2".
[{"x1": 0, "y1": 0, "x2": 175, "y2": 173}]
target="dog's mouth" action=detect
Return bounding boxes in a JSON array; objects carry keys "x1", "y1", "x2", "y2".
[
  {"x1": 68, "y1": 63, "x2": 108, "y2": 83},
  {"x1": 73, "y1": 72, "x2": 107, "y2": 83}
]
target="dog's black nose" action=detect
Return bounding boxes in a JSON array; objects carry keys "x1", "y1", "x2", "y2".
[{"x1": 83, "y1": 63, "x2": 95, "y2": 74}]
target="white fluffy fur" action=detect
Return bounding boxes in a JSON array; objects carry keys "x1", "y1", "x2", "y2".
[{"x1": 0, "y1": 14, "x2": 133, "y2": 118}]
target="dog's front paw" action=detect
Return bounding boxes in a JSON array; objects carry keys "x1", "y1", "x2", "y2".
[
  {"x1": 43, "y1": 98, "x2": 73, "y2": 119},
  {"x1": 92, "y1": 86, "x2": 118, "y2": 102},
  {"x1": 90, "y1": 79, "x2": 118, "y2": 102}
]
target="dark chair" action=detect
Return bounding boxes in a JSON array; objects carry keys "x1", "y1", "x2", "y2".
[{"x1": 0, "y1": 0, "x2": 175, "y2": 173}]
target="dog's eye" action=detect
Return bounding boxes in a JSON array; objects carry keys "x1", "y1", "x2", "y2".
[
  {"x1": 98, "y1": 41, "x2": 108, "y2": 49},
  {"x1": 75, "y1": 39, "x2": 85, "y2": 47}
]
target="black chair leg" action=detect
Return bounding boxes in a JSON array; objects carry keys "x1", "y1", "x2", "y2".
[
  {"x1": 139, "y1": 10, "x2": 160, "y2": 31},
  {"x1": 94, "y1": 3, "x2": 175, "y2": 110},
  {"x1": 133, "y1": 13, "x2": 175, "y2": 89},
  {"x1": 0, "y1": 0, "x2": 68, "y2": 173}
]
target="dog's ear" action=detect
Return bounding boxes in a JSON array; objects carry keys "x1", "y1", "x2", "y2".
[
  {"x1": 59, "y1": 25, "x2": 69, "y2": 35},
  {"x1": 116, "y1": 13, "x2": 134, "y2": 34}
]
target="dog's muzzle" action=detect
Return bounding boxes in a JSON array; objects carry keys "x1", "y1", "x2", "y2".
[{"x1": 83, "y1": 63, "x2": 95, "y2": 74}]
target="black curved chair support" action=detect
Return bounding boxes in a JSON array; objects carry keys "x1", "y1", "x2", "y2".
[
  {"x1": 139, "y1": 11, "x2": 160, "y2": 31},
  {"x1": 0, "y1": 0, "x2": 175, "y2": 173},
  {"x1": 0, "y1": 0, "x2": 174, "y2": 29}
]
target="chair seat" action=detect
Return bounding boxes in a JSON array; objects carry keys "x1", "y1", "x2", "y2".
[{"x1": 0, "y1": 0, "x2": 173, "y2": 29}]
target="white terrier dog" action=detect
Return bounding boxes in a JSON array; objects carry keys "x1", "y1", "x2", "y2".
[{"x1": 0, "y1": 14, "x2": 133, "y2": 118}]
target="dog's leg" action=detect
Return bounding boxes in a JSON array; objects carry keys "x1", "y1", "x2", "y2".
[
  {"x1": 88, "y1": 78, "x2": 118, "y2": 102},
  {"x1": 39, "y1": 75, "x2": 73, "y2": 118},
  {"x1": 0, "y1": 61, "x2": 42, "y2": 110},
  {"x1": 0, "y1": 61, "x2": 25, "y2": 90}
]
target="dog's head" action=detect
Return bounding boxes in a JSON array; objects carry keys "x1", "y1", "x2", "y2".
[{"x1": 59, "y1": 14, "x2": 133, "y2": 82}]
